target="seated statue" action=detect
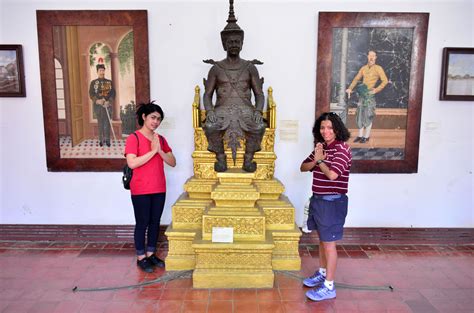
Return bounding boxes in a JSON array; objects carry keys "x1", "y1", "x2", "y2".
[{"x1": 202, "y1": 2, "x2": 266, "y2": 173}]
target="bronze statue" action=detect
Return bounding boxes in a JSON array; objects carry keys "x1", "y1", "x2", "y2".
[{"x1": 202, "y1": 0, "x2": 266, "y2": 173}]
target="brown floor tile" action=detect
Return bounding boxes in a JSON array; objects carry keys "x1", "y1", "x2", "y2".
[
  {"x1": 257, "y1": 289, "x2": 281, "y2": 301},
  {"x1": 233, "y1": 289, "x2": 258, "y2": 301},
  {"x1": 337, "y1": 250, "x2": 350, "y2": 258},
  {"x1": 360, "y1": 245, "x2": 380, "y2": 251},
  {"x1": 77, "y1": 249, "x2": 101, "y2": 257},
  {"x1": 282, "y1": 301, "x2": 313, "y2": 313},
  {"x1": 234, "y1": 300, "x2": 259, "y2": 313},
  {"x1": 49, "y1": 242, "x2": 87, "y2": 249},
  {"x1": 155, "y1": 300, "x2": 183, "y2": 313},
  {"x1": 258, "y1": 301, "x2": 286, "y2": 313},
  {"x1": 279, "y1": 288, "x2": 307, "y2": 301},
  {"x1": 86, "y1": 243, "x2": 107, "y2": 249},
  {"x1": 209, "y1": 289, "x2": 233, "y2": 301},
  {"x1": 165, "y1": 277, "x2": 193, "y2": 289},
  {"x1": 208, "y1": 300, "x2": 233, "y2": 313},
  {"x1": 160, "y1": 288, "x2": 188, "y2": 300},
  {"x1": 346, "y1": 250, "x2": 369, "y2": 259},
  {"x1": 342, "y1": 245, "x2": 362, "y2": 251},
  {"x1": 122, "y1": 243, "x2": 135, "y2": 249},
  {"x1": 135, "y1": 288, "x2": 163, "y2": 301},
  {"x1": 275, "y1": 274, "x2": 304, "y2": 289},
  {"x1": 51, "y1": 300, "x2": 84, "y2": 313},
  {"x1": 184, "y1": 289, "x2": 210, "y2": 301},
  {"x1": 182, "y1": 300, "x2": 208, "y2": 313},
  {"x1": 103, "y1": 243, "x2": 125, "y2": 249}
]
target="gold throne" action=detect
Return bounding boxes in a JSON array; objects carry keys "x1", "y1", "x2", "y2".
[{"x1": 165, "y1": 86, "x2": 301, "y2": 288}]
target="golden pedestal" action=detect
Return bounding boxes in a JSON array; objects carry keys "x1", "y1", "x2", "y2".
[{"x1": 165, "y1": 86, "x2": 301, "y2": 288}]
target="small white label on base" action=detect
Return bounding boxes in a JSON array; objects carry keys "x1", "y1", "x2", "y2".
[{"x1": 212, "y1": 227, "x2": 234, "y2": 243}]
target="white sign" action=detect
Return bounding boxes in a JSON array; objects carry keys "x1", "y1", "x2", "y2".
[
  {"x1": 279, "y1": 120, "x2": 299, "y2": 142},
  {"x1": 212, "y1": 227, "x2": 234, "y2": 243}
]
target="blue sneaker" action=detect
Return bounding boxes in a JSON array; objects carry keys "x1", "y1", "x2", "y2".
[
  {"x1": 306, "y1": 284, "x2": 336, "y2": 301},
  {"x1": 303, "y1": 271, "x2": 326, "y2": 287}
]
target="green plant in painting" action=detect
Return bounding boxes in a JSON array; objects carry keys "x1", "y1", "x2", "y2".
[
  {"x1": 120, "y1": 100, "x2": 137, "y2": 135},
  {"x1": 118, "y1": 31, "x2": 134, "y2": 77}
]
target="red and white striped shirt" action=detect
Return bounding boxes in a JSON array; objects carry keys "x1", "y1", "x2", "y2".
[{"x1": 303, "y1": 140, "x2": 352, "y2": 195}]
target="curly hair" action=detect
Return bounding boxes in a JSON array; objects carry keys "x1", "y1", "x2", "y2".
[
  {"x1": 136, "y1": 101, "x2": 164, "y2": 126},
  {"x1": 312, "y1": 112, "x2": 351, "y2": 144}
]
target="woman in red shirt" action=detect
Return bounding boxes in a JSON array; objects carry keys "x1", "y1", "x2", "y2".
[{"x1": 125, "y1": 102, "x2": 176, "y2": 273}]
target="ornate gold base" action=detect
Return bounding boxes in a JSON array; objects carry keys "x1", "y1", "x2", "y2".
[
  {"x1": 166, "y1": 170, "x2": 302, "y2": 285},
  {"x1": 165, "y1": 87, "x2": 301, "y2": 287}
]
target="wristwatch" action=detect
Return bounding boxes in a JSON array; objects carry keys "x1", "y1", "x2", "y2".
[{"x1": 316, "y1": 159, "x2": 324, "y2": 165}]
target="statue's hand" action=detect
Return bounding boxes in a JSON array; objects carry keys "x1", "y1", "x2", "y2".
[
  {"x1": 206, "y1": 110, "x2": 217, "y2": 123},
  {"x1": 253, "y1": 110, "x2": 263, "y2": 124}
]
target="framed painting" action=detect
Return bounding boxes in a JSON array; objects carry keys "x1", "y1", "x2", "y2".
[
  {"x1": 37, "y1": 10, "x2": 149, "y2": 171},
  {"x1": 316, "y1": 12, "x2": 429, "y2": 173},
  {"x1": 0, "y1": 45, "x2": 26, "y2": 97},
  {"x1": 439, "y1": 47, "x2": 474, "y2": 101}
]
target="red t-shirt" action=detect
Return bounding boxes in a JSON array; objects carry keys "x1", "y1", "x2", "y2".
[
  {"x1": 124, "y1": 131, "x2": 172, "y2": 195},
  {"x1": 303, "y1": 140, "x2": 352, "y2": 195}
]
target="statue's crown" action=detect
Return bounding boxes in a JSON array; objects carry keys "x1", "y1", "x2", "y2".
[{"x1": 221, "y1": 0, "x2": 244, "y2": 40}]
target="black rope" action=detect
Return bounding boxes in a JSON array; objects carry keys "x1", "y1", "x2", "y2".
[
  {"x1": 72, "y1": 270, "x2": 193, "y2": 292},
  {"x1": 72, "y1": 269, "x2": 393, "y2": 292},
  {"x1": 275, "y1": 270, "x2": 393, "y2": 291}
]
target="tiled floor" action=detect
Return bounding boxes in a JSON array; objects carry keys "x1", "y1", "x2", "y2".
[
  {"x1": 0, "y1": 241, "x2": 472, "y2": 313},
  {"x1": 59, "y1": 136, "x2": 126, "y2": 159}
]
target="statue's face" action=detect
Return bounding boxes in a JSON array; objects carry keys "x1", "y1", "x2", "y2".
[{"x1": 224, "y1": 34, "x2": 243, "y2": 56}]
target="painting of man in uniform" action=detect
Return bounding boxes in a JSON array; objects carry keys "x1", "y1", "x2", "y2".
[
  {"x1": 52, "y1": 25, "x2": 136, "y2": 159},
  {"x1": 330, "y1": 27, "x2": 414, "y2": 160}
]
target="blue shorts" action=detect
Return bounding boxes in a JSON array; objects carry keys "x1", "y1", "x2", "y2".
[{"x1": 307, "y1": 194, "x2": 348, "y2": 242}]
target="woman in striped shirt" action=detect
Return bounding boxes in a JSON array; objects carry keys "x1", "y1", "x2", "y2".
[{"x1": 300, "y1": 112, "x2": 352, "y2": 301}]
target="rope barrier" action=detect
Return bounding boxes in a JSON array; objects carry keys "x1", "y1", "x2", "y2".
[{"x1": 72, "y1": 269, "x2": 393, "y2": 292}]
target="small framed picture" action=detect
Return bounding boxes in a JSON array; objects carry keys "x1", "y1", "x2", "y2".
[
  {"x1": 0, "y1": 45, "x2": 26, "y2": 97},
  {"x1": 440, "y1": 47, "x2": 474, "y2": 101}
]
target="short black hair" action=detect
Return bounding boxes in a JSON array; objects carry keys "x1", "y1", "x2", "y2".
[
  {"x1": 96, "y1": 64, "x2": 105, "y2": 71},
  {"x1": 312, "y1": 112, "x2": 351, "y2": 144},
  {"x1": 136, "y1": 101, "x2": 164, "y2": 126}
]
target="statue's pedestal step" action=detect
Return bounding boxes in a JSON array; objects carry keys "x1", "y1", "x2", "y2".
[
  {"x1": 211, "y1": 184, "x2": 260, "y2": 207},
  {"x1": 171, "y1": 195, "x2": 213, "y2": 230},
  {"x1": 254, "y1": 179, "x2": 285, "y2": 200},
  {"x1": 164, "y1": 226, "x2": 197, "y2": 270},
  {"x1": 269, "y1": 225, "x2": 302, "y2": 270},
  {"x1": 184, "y1": 178, "x2": 217, "y2": 199},
  {"x1": 192, "y1": 236, "x2": 275, "y2": 288},
  {"x1": 257, "y1": 195, "x2": 296, "y2": 230}
]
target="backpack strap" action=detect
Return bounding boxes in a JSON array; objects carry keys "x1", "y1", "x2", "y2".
[{"x1": 132, "y1": 132, "x2": 139, "y2": 155}]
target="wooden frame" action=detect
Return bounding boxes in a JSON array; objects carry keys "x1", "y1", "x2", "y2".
[
  {"x1": 439, "y1": 47, "x2": 474, "y2": 101},
  {"x1": 316, "y1": 12, "x2": 429, "y2": 173},
  {"x1": 0, "y1": 45, "x2": 26, "y2": 97},
  {"x1": 37, "y1": 10, "x2": 149, "y2": 171}
]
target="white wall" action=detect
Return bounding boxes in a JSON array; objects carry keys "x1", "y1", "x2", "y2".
[{"x1": 1, "y1": 0, "x2": 472, "y2": 227}]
